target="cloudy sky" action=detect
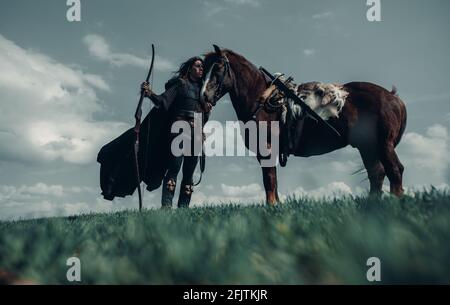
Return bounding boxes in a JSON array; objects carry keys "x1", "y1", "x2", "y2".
[{"x1": 1, "y1": 0, "x2": 449, "y2": 220}]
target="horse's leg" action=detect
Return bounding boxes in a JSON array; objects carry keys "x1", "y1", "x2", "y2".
[
  {"x1": 379, "y1": 142, "x2": 404, "y2": 196},
  {"x1": 261, "y1": 166, "x2": 279, "y2": 205},
  {"x1": 255, "y1": 115, "x2": 280, "y2": 205},
  {"x1": 257, "y1": 151, "x2": 279, "y2": 205},
  {"x1": 358, "y1": 148, "x2": 385, "y2": 195}
]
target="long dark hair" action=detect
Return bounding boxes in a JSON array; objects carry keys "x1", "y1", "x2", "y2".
[
  {"x1": 174, "y1": 56, "x2": 204, "y2": 79},
  {"x1": 164, "y1": 56, "x2": 204, "y2": 89}
]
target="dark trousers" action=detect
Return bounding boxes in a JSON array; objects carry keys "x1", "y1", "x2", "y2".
[{"x1": 161, "y1": 119, "x2": 201, "y2": 208}]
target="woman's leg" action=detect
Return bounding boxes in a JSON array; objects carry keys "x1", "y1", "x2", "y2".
[
  {"x1": 161, "y1": 151, "x2": 183, "y2": 208},
  {"x1": 178, "y1": 155, "x2": 199, "y2": 208}
]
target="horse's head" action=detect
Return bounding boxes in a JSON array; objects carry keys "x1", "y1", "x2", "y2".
[{"x1": 201, "y1": 45, "x2": 235, "y2": 106}]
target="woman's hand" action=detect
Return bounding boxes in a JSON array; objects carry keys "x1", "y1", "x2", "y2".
[
  {"x1": 204, "y1": 102, "x2": 213, "y2": 113},
  {"x1": 141, "y1": 81, "x2": 153, "y2": 98}
]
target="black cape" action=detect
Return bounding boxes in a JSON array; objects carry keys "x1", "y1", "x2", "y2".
[{"x1": 97, "y1": 106, "x2": 171, "y2": 201}]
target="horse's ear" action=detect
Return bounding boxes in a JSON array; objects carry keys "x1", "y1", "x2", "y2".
[{"x1": 213, "y1": 44, "x2": 222, "y2": 54}]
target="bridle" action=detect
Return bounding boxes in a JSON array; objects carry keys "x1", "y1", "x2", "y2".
[
  {"x1": 203, "y1": 56, "x2": 291, "y2": 120},
  {"x1": 201, "y1": 54, "x2": 231, "y2": 106}
]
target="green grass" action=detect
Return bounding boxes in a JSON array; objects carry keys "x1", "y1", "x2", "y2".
[{"x1": 1, "y1": 190, "x2": 450, "y2": 284}]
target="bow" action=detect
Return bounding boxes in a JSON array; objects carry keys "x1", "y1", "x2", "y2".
[{"x1": 134, "y1": 44, "x2": 155, "y2": 211}]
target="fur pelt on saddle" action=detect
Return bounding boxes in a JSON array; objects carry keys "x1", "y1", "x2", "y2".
[
  {"x1": 294, "y1": 81, "x2": 348, "y2": 121},
  {"x1": 261, "y1": 75, "x2": 348, "y2": 123}
]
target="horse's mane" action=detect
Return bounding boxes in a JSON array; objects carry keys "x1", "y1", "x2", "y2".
[
  {"x1": 203, "y1": 49, "x2": 263, "y2": 82},
  {"x1": 203, "y1": 51, "x2": 220, "y2": 65},
  {"x1": 203, "y1": 48, "x2": 269, "y2": 121}
]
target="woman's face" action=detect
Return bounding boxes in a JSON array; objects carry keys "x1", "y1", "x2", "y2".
[{"x1": 189, "y1": 60, "x2": 203, "y2": 81}]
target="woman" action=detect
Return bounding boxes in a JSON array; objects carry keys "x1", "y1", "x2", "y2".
[{"x1": 141, "y1": 56, "x2": 212, "y2": 208}]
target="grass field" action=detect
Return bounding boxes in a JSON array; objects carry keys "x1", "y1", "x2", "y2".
[{"x1": 0, "y1": 190, "x2": 449, "y2": 284}]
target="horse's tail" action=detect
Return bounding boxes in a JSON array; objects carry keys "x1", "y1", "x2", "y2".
[
  {"x1": 387, "y1": 84, "x2": 406, "y2": 147},
  {"x1": 394, "y1": 96, "x2": 407, "y2": 147},
  {"x1": 391, "y1": 85, "x2": 398, "y2": 96}
]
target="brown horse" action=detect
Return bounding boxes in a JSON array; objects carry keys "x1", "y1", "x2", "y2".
[{"x1": 201, "y1": 45, "x2": 407, "y2": 205}]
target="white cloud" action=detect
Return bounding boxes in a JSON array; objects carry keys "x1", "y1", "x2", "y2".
[
  {"x1": 403, "y1": 183, "x2": 450, "y2": 195},
  {"x1": 20, "y1": 183, "x2": 64, "y2": 197},
  {"x1": 399, "y1": 124, "x2": 450, "y2": 184},
  {"x1": 291, "y1": 181, "x2": 358, "y2": 200},
  {"x1": 329, "y1": 160, "x2": 361, "y2": 173},
  {"x1": 82, "y1": 34, "x2": 175, "y2": 72},
  {"x1": 290, "y1": 182, "x2": 450, "y2": 201},
  {"x1": 190, "y1": 182, "x2": 265, "y2": 206},
  {"x1": 280, "y1": 125, "x2": 449, "y2": 195},
  {"x1": 203, "y1": 1, "x2": 227, "y2": 18},
  {"x1": 0, "y1": 183, "x2": 131, "y2": 221},
  {"x1": 303, "y1": 49, "x2": 316, "y2": 56},
  {"x1": 2, "y1": 180, "x2": 449, "y2": 221},
  {"x1": 225, "y1": 163, "x2": 244, "y2": 172},
  {"x1": 0, "y1": 183, "x2": 96, "y2": 202},
  {"x1": 202, "y1": 0, "x2": 260, "y2": 20},
  {"x1": 312, "y1": 11, "x2": 334, "y2": 20},
  {"x1": 407, "y1": 92, "x2": 450, "y2": 104},
  {"x1": 0, "y1": 34, "x2": 128, "y2": 165},
  {"x1": 221, "y1": 183, "x2": 261, "y2": 197},
  {"x1": 224, "y1": 0, "x2": 260, "y2": 7},
  {"x1": 191, "y1": 181, "x2": 363, "y2": 207}
]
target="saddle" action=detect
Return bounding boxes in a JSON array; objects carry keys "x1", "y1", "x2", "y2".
[
  {"x1": 258, "y1": 73, "x2": 348, "y2": 167},
  {"x1": 256, "y1": 72, "x2": 302, "y2": 167}
]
